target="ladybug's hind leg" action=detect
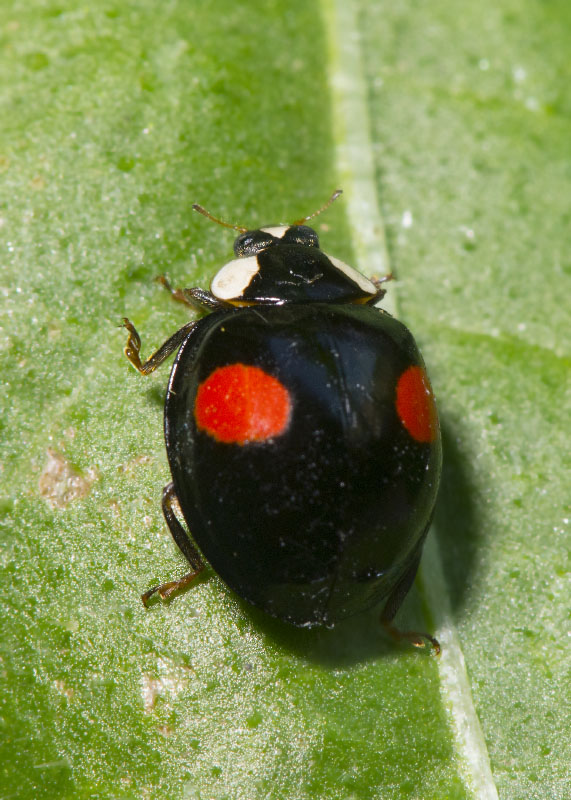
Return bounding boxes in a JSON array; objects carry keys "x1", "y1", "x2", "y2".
[
  {"x1": 141, "y1": 483, "x2": 205, "y2": 606},
  {"x1": 380, "y1": 549, "x2": 440, "y2": 655}
]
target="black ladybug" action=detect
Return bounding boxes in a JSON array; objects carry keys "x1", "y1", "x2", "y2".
[{"x1": 122, "y1": 192, "x2": 441, "y2": 650}]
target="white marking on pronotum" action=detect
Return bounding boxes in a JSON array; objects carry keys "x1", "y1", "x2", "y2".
[
  {"x1": 260, "y1": 225, "x2": 290, "y2": 239},
  {"x1": 211, "y1": 255, "x2": 260, "y2": 300},
  {"x1": 327, "y1": 254, "x2": 378, "y2": 294}
]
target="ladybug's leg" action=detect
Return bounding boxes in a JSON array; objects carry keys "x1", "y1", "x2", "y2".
[
  {"x1": 141, "y1": 483, "x2": 205, "y2": 606},
  {"x1": 372, "y1": 273, "x2": 394, "y2": 288},
  {"x1": 380, "y1": 550, "x2": 441, "y2": 655},
  {"x1": 122, "y1": 318, "x2": 195, "y2": 375},
  {"x1": 366, "y1": 273, "x2": 395, "y2": 306},
  {"x1": 156, "y1": 275, "x2": 227, "y2": 311}
]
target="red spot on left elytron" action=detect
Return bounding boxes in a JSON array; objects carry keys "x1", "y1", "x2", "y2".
[
  {"x1": 194, "y1": 363, "x2": 292, "y2": 444},
  {"x1": 395, "y1": 365, "x2": 439, "y2": 443}
]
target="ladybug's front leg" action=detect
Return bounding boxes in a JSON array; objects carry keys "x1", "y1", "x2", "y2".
[
  {"x1": 141, "y1": 483, "x2": 205, "y2": 606},
  {"x1": 122, "y1": 318, "x2": 195, "y2": 375},
  {"x1": 155, "y1": 275, "x2": 228, "y2": 312},
  {"x1": 366, "y1": 273, "x2": 394, "y2": 306}
]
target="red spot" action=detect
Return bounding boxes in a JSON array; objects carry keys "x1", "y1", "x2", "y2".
[
  {"x1": 395, "y1": 365, "x2": 438, "y2": 443},
  {"x1": 194, "y1": 364, "x2": 292, "y2": 444}
]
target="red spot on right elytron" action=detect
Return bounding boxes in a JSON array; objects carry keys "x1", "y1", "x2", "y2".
[
  {"x1": 194, "y1": 363, "x2": 292, "y2": 444},
  {"x1": 395, "y1": 365, "x2": 439, "y2": 443}
]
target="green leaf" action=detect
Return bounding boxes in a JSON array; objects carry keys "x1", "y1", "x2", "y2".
[{"x1": 1, "y1": 1, "x2": 568, "y2": 799}]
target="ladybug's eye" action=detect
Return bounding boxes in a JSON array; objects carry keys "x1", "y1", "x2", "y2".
[
  {"x1": 233, "y1": 225, "x2": 320, "y2": 257},
  {"x1": 282, "y1": 225, "x2": 319, "y2": 248},
  {"x1": 234, "y1": 230, "x2": 275, "y2": 257}
]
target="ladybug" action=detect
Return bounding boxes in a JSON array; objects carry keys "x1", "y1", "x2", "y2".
[{"x1": 122, "y1": 191, "x2": 441, "y2": 650}]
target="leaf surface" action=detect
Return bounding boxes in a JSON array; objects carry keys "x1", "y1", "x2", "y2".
[{"x1": 1, "y1": 1, "x2": 569, "y2": 798}]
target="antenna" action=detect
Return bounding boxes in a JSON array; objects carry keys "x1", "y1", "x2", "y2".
[
  {"x1": 292, "y1": 189, "x2": 343, "y2": 226},
  {"x1": 192, "y1": 204, "x2": 248, "y2": 233}
]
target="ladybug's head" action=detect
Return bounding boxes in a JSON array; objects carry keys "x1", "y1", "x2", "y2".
[
  {"x1": 233, "y1": 225, "x2": 319, "y2": 257},
  {"x1": 193, "y1": 190, "x2": 380, "y2": 306}
]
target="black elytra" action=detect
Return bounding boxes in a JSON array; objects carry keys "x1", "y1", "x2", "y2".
[{"x1": 122, "y1": 194, "x2": 442, "y2": 650}]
